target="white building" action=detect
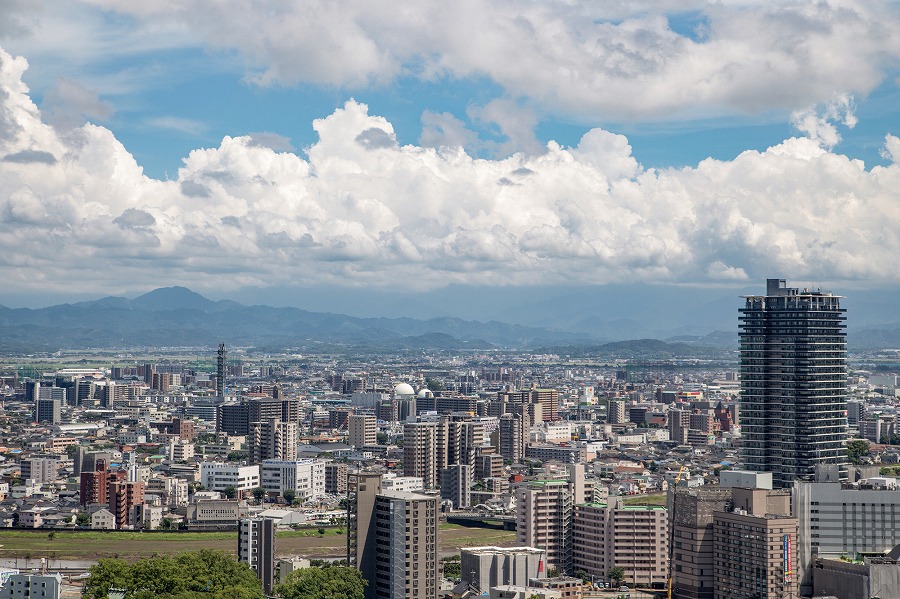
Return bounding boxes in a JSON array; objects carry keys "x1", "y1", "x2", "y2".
[
  {"x1": 381, "y1": 473, "x2": 425, "y2": 493},
  {"x1": 90, "y1": 508, "x2": 116, "y2": 530},
  {"x1": 200, "y1": 463, "x2": 261, "y2": 496},
  {"x1": 0, "y1": 573, "x2": 62, "y2": 599},
  {"x1": 260, "y1": 459, "x2": 325, "y2": 501}
]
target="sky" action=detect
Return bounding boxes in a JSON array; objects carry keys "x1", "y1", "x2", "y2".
[{"x1": 1, "y1": 1, "x2": 900, "y2": 313}]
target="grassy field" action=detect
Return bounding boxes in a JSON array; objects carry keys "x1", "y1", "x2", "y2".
[
  {"x1": 0, "y1": 524, "x2": 517, "y2": 561},
  {"x1": 622, "y1": 492, "x2": 666, "y2": 506}
]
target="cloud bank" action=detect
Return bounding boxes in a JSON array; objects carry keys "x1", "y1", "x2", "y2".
[
  {"x1": 77, "y1": 0, "x2": 900, "y2": 120},
  {"x1": 1, "y1": 46, "x2": 899, "y2": 298}
]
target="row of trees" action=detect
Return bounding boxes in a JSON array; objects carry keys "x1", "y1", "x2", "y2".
[{"x1": 82, "y1": 551, "x2": 365, "y2": 599}]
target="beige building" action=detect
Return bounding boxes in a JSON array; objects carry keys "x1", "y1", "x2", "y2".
[
  {"x1": 713, "y1": 488, "x2": 798, "y2": 599},
  {"x1": 403, "y1": 421, "x2": 439, "y2": 489},
  {"x1": 349, "y1": 414, "x2": 377, "y2": 448},
  {"x1": 670, "y1": 486, "x2": 733, "y2": 599},
  {"x1": 516, "y1": 465, "x2": 585, "y2": 573},
  {"x1": 572, "y1": 499, "x2": 668, "y2": 587}
]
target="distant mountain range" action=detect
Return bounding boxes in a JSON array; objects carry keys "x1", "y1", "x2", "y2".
[
  {"x1": 0, "y1": 286, "x2": 896, "y2": 354},
  {"x1": 0, "y1": 287, "x2": 590, "y2": 353}
]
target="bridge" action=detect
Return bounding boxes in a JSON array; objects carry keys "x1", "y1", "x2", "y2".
[{"x1": 445, "y1": 511, "x2": 517, "y2": 530}]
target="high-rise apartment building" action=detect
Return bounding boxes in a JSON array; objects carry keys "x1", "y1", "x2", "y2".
[
  {"x1": 572, "y1": 499, "x2": 669, "y2": 588},
  {"x1": 250, "y1": 418, "x2": 297, "y2": 464},
  {"x1": 238, "y1": 517, "x2": 276, "y2": 594},
  {"x1": 606, "y1": 399, "x2": 626, "y2": 425},
  {"x1": 109, "y1": 480, "x2": 144, "y2": 529},
  {"x1": 349, "y1": 414, "x2": 377, "y2": 448},
  {"x1": 441, "y1": 463, "x2": 472, "y2": 509},
  {"x1": 739, "y1": 278, "x2": 848, "y2": 487},
  {"x1": 498, "y1": 405, "x2": 529, "y2": 463},
  {"x1": 516, "y1": 465, "x2": 585, "y2": 574},
  {"x1": 325, "y1": 462, "x2": 348, "y2": 494},
  {"x1": 403, "y1": 422, "x2": 438, "y2": 489},
  {"x1": 347, "y1": 473, "x2": 438, "y2": 599}
]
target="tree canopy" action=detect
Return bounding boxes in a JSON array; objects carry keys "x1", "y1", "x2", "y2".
[
  {"x1": 274, "y1": 566, "x2": 365, "y2": 599},
  {"x1": 607, "y1": 566, "x2": 626, "y2": 583},
  {"x1": 81, "y1": 549, "x2": 264, "y2": 599},
  {"x1": 847, "y1": 439, "x2": 871, "y2": 465}
]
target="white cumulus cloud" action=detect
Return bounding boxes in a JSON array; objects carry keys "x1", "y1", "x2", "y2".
[{"x1": 1, "y1": 45, "x2": 900, "y2": 298}]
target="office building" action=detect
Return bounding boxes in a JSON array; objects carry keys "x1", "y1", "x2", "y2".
[
  {"x1": 572, "y1": 498, "x2": 669, "y2": 588},
  {"x1": 460, "y1": 546, "x2": 546, "y2": 592},
  {"x1": 349, "y1": 414, "x2": 377, "y2": 448},
  {"x1": 347, "y1": 473, "x2": 439, "y2": 599},
  {"x1": 250, "y1": 418, "x2": 297, "y2": 463},
  {"x1": 403, "y1": 421, "x2": 439, "y2": 489},
  {"x1": 200, "y1": 462, "x2": 260, "y2": 497},
  {"x1": 739, "y1": 278, "x2": 848, "y2": 487},
  {"x1": 794, "y1": 479, "x2": 900, "y2": 595},
  {"x1": 217, "y1": 397, "x2": 300, "y2": 436},
  {"x1": 35, "y1": 398, "x2": 61, "y2": 424},
  {"x1": 238, "y1": 517, "x2": 276, "y2": 594},
  {"x1": 260, "y1": 459, "x2": 325, "y2": 501}
]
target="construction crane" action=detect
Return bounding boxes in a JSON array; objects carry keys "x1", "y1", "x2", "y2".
[{"x1": 667, "y1": 462, "x2": 688, "y2": 599}]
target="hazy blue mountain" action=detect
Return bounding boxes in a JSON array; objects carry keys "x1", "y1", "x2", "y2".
[{"x1": 0, "y1": 288, "x2": 587, "y2": 352}]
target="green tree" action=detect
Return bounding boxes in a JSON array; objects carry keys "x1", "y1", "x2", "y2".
[
  {"x1": 82, "y1": 550, "x2": 264, "y2": 599},
  {"x1": 607, "y1": 566, "x2": 625, "y2": 585},
  {"x1": 275, "y1": 565, "x2": 365, "y2": 599},
  {"x1": 847, "y1": 439, "x2": 871, "y2": 465},
  {"x1": 222, "y1": 486, "x2": 237, "y2": 499},
  {"x1": 442, "y1": 556, "x2": 461, "y2": 578},
  {"x1": 283, "y1": 490, "x2": 296, "y2": 505},
  {"x1": 76, "y1": 512, "x2": 90, "y2": 527},
  {"x1": 252, "y1": 487, "x2": 266, "y2": 504}
]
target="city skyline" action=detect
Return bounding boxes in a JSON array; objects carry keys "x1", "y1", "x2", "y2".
[{"x1": 1, "y1": 2, "x2": 900, "y2": 307}]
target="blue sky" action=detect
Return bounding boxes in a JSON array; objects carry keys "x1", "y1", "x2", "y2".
[{"x1": 1, "y1": 1, "x2": 900, "y2": 310}]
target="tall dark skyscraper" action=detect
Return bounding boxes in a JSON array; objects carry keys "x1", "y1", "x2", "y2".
[
  {"x1": 216, "y1": 343, "x2": 226, "y2": 398},
  {"x1": 739, "y1": 278, "x2": 848, "y2": 488}
]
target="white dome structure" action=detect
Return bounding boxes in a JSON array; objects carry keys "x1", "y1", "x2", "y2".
[
  {"x1": 393, "y1": 382, "x2": 415, "y2": 396},
  {"x1": 417, "y1": 388, "x2": 434, "y2": 399}
]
